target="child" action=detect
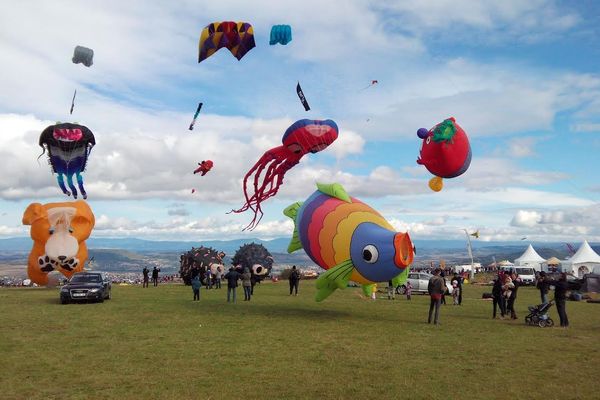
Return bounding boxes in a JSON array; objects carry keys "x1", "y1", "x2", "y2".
[
  {"x1": 387, "y1": 280, "x2": 395, "y2": 300},
  {"x1": 502, "y1": 276, "x2": 514, "y2": 299},
  {"x1": 191, "y1": 273, "x2": 201, "y2": 301},
  {"x1": 452, "y1": 279, "x2": 460, "y2": 305},
  {"x1": 405, "y1": 281, "x2": 412, "y2": 300},
  {"x1": 371, "y1": 284, "x2": 377, "y2": 300}
]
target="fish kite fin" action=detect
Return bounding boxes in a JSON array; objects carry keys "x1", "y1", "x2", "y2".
[
  {"x1": 316, "y1": 182, "x2": 351, "y2": 203},
  {"x1": 362, "y1": 283, "x2": 376, "y2": 297},
  {"x1": 283, "y1": 202, "x2": 304, "y2": 253},
  {"x1": 391, "y1": 266, "x2": 410, "y2": 287},
  {"x1": 315, "y1": 260, "x2": 354, "y2": 302},
  {"x1": 428, "y1": 176, "x2": 443, "y2": 192}
]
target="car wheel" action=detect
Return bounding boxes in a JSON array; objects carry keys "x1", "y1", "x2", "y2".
[
  {"x1": 107, "y1": 289, "x2": 111, "y2": 300},
  {"x1": 60, "y1": 297, "x2": 69, "y2": 305},
  {"x1": 97, "y1": 296, "x2": 104, "y2": 303}
]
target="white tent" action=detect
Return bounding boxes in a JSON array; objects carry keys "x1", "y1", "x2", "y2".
[
  {"x1": 560, "y1": 240, "x2": 600, "y2": 278},
  {"x1": 514, "y1": 244, "x2": 546, "y2": 271}
]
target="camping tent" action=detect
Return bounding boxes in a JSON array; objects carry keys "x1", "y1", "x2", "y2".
[
  {"x1": 514, "y1": 244, "x2": 546, "y2": 271},
  {"x1": 560, "y1": 241, "x2": 600, "y2": 278}
]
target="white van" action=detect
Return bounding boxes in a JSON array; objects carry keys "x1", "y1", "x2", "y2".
[{"x1": 500, "y1": 266, "x2": 536, "y2": 286}]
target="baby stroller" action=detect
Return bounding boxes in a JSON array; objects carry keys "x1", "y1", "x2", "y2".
[{"x1": 525, "y1": 300, "x2": 554, "y2": 327}]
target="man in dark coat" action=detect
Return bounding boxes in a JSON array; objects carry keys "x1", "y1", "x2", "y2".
[
  {"x1": 224, "y1": 267, "x2": 240, "y2": 303},
  {"x1": 551, "y1": 272, "x2": 570, "y2": 327},
  {"x1": 289, "y1": 265, "x2": 300, "y2": 296},
  {"x1": 152, "y1": 267, "x2": 160, "y2": 287},
  {"x1": 142, "y1": 267, "x2": 149, "y2": 288},
  {"x1": 492, "y1": 275, "x2": 504, "y2": 319},
  {"x1": 536, "y1": 271, "x2": 549, "y2": 304},
  {"x1": 453, "y1": 272, "x2": 463, "y2": 305}
]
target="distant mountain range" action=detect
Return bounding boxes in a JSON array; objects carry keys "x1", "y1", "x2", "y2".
[
  {"x1": 2, "y1": 237, "x2": 598, "y2": 274},
  {"x1": 1, "y1": 236, "x2": 590, "y2": 253}
]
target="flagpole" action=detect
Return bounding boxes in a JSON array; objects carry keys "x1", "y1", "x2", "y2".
[{"x1": 464, "y1": 229, "x2": 475, "y2": 281}]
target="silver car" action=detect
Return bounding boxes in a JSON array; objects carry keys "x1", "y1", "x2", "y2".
[{"x1": 397, "y1": 272, "x2": 454, "y2": 295}]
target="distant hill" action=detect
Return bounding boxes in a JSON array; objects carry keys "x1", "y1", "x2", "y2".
[
  {"x1": 2, "y1": 236, "x2": 596, "y2": 254},
  {"x1": 1, "y1": 236, "x2": 598, "y2": 274}
]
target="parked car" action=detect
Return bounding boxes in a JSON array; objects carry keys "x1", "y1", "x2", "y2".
[
  {"x1": 543, "y1": 272, "x2": 583, "y2": 291},
  {"x1": 500, "y1": 266, "x2": 536, "y2": 286},
  {"x1": 396, "y1": 272, "x2": 453, "y2": 295},
  {"x1": 60, "y1": 272, "x2": 112, "y2": 304}
]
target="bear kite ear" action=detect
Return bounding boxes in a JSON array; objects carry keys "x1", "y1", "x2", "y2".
[
  {"x1": 22, "y1": 203, "x2": 47, "y2": 226},
  {"x1": 74, "y1": 200, "x2": 95, "y2": 226}
]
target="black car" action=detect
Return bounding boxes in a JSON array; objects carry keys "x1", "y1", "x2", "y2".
[
  {"x1": 543, "y1": 272, "x2": 583, "y2": 291},
  {"x1": 60, "y1": 272, "x2": 112, "y2": 304}
]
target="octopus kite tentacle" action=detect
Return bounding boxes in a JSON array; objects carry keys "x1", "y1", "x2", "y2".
[{"x1": 231, "y1": 119, "x2": 339, "y2": 230}]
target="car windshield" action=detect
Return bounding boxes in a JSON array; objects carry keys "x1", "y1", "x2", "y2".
[
  {"x1": 69, "y1": 275, "x2": 101, "y2": 283},
  {"x1": 516, "y1": 268, "x2": 534, "y2": 275}
]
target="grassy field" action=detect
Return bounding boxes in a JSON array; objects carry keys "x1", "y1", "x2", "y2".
[{"x1": 1, "y1": 281, "x2": 599, "y2": 400}]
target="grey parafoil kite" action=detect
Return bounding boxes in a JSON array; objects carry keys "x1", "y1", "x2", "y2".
[{"x1": 72, "y1": 46, "x2": 94, "y2": 67}]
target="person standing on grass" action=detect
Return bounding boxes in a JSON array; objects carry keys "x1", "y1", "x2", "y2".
[
  {"x1": 205, "y1": 267, "x2": 213, "y2": 290},
  {"x1": 142, "y1": 267, "x2": 149, "y2": 288},
  {"x1": 215, "y1": 266, "x2": 222, "y2": 289},
  {"x1": 451, "y1": 278, "x2": 460, "y2": 305},
  {"x1": 492, "y1": 275, "x2": 505, "y2": 319},
  {"x1": 387, "y1": 280, "x2": 395, "y2": 300},
  {"x1": 191, "y1": 273, "x2": 201, "y2": 301},
  {"x1": 453, "y1": 272, "x2": 463, "y2": 305},
  {"x1": 289, "y1": 265, "x2": 300, "y2": 296},
  {"x1": 440, "y1": 271, "x2": 447, "y2": 305},
  {"x1": 507, "y1": 271, "x2": 521, "y2": 320},
  {"x1": 405, "y1": 281, "x2": 412, "y2": 300},
  {"x1": 224, "y1": 267, "x2": 240, "y2": 303},
  {"x1": 427, "y1": 268, "x2": 446, "y2": 325},
  {"x1": 550, "y1": 272, "x2": 570, "y2": 327},
  {"x1": 152, "y1": 266, "x2": 160, "y2": 287},
  {"x1": 536, "y1": 271, "x2": 549, "y2": 304},
  {"x1": 242, "y1": 268, "x2": 252, "y2": 301}
]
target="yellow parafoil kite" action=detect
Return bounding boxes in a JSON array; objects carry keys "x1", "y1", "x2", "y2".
[{"x1": 199, "y1": 21, "x2": 256, "y2": 63}]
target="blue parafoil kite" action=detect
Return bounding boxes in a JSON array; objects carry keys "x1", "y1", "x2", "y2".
[{"x1": 269, "y1": 25, "x2": 292, "y2": 45}]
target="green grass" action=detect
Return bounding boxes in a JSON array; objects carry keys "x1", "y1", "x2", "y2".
[{"x1": 1, "y1": 282, "x2": 599, "y2": 400}]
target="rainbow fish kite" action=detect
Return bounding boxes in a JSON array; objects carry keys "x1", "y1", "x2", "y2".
[{"x1": 284, "y1": 183, "x2": 414, "y2": 301}]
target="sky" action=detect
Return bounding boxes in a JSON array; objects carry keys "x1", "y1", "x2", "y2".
[{"x1": 0, "y1": 0, "x2": 599, "y2": 243}]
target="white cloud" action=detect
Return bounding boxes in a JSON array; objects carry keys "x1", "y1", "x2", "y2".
[
  {"x1": 572, "y1": 123, "x2": 600, "y2": 133},
  {"x1": 511, "y1": 210, "x2": 541, "y2": 227}
]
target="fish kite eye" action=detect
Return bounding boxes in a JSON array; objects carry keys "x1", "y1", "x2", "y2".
[
  {"x1": 426, "y1": 136, "x2": 431, "y2": 145},
  {"x1": 49, "y1": 227, "x2": 55, "y2": 235},
  {"x1": 362, "y1": 245, "x2": 379, "y2": 264}
]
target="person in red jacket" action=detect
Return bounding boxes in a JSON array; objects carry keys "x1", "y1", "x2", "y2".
[{"x1": 427, "y1": 269, "x2": 446, "y2": 325}]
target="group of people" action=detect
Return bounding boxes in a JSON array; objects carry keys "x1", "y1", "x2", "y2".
[
  {"x1": 192, "y1": 267, "x2": 254, "y2": 302},
  {"x1": 490, "y1": 270, "x2": 571, "y2": 327},
  {"x1": 142, "y1": 266, "x2": 161, "y2": 288},
  {"x1": 491, "y1": 270, "x2": 521, "y2": 320},
  {"x1": 424, "y1": 269, "x2": 466, "y2": 325},
  {"x1": 202, "y1": 266, "x2": 223, "y2": 290}
]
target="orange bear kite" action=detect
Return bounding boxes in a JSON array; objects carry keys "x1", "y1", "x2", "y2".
[{"x1": 22, "y1": 200, "x2": 95, "y2": 285}]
